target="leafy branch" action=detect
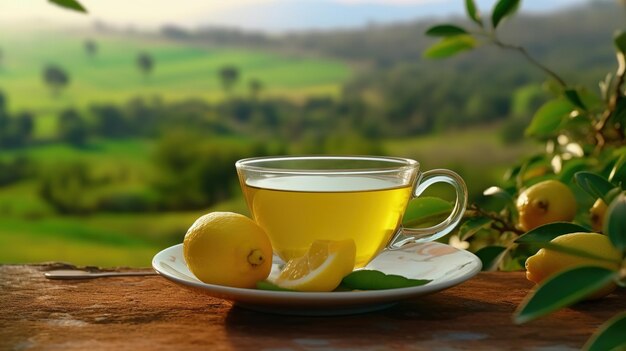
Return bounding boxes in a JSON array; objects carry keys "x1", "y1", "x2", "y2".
[
  {"x1": 489, "y1": 39, "x2": 566, "y2": 88},
  {"x1": 424, "y1": 0, "x2": 626, "y2": 348},
  {"x1": 424, "y1": 0, "x2": 626, "y2": 153}
]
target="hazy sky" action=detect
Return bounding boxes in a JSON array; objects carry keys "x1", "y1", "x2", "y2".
[{"x1": 0, "y1": 0, "x2": 590, "y2": 32}]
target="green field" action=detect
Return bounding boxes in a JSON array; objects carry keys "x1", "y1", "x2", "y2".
[
  {"x1": 0, "y1": 28, "x2": 351, "y2": 137},
  {"x1": 0, "y1": 126, "x2": 537, "y2": 267},
  {"x1": 0, "y1": 28, "x2": 538, "y2": 268}
]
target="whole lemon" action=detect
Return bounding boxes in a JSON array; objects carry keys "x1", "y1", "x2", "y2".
[
  {"x1": 589, "y1": 198, "x2": 608, "y2": 233},
  {"x1": 525, "y1": 232, "x2": 621, "y2": 299},
  {"x1": 516, "y1": 180, "x2": 577, "y2": 232},
  {"x1": 183, "y1": 212, "x2": 273, "y2": 288}
]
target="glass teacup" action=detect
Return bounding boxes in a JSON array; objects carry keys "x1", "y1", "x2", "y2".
[{"x1": 236, "y1": 155, "x2": 467, "y2": 268}]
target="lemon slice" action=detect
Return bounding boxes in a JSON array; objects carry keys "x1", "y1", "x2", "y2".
[{"x1": 273, "y1": 239, "x2": 356, "y2": 292}]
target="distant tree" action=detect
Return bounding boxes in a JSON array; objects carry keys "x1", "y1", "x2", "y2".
[
  {"x1": 0, "y1": 156, "x2": 32, "y2": 187},
  {"x1": 39, "y1": 161, "x2": 94, "y2": 215},
  {"x1": 0, "y1": 111, "x2": 35, "y2": 148},
  {"x1": 84, "y1": 39, "x2": 97, "y2": 58},
  {"x1": 218, "y1": 65, "x2": 239, "y2": 93},
  {"x1": 42, "y1": 64, "x2": 70, "y2": 96},
  {"x1": 16, "y1": 111, "x2": 34, "y2": 135},
  {"x1": 0, "y1": 48, "x2": 4, "y2": 68},
  {"x1": 0, "y1": 91, "x2": 9, "y2": 147},
  {"x1": 0, "y1": 91, "x2": 8, "y2": 132},
  {"x1": 57, "y1": 109, "x2": 88, "y2": 146},
  {"x1": 91, "y1": 105, "x2": 128, "y2": 138},
  {"x1": 249, "y1": 78, "x2": 263, "y2": 99},
  {"x1": 137, "y1": 52, "x2": 154, "y2": 78}
]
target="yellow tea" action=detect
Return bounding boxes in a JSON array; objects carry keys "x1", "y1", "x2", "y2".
[{"x1": 241, "y1": 175, "x2": 412, "y2": 267}]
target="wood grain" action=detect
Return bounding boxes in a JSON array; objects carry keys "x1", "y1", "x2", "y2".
[{"x1": 1, "y1": 264, "x2": 624, "y2": 350}]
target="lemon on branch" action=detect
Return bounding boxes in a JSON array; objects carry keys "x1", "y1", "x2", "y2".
[
  {"x1": 516, "y1": 180, "x2": 577, "y2": 232},
  {"x1": 589, "y1": 198, "x2": 608, "y2": 233},
  {"x1": 525, "y1": 232, "x2": 621, "y2": 299}
]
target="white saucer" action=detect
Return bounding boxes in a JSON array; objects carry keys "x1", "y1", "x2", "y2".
[{"x1": 152, "y1": 242, "x2": 482, "y2": 316}]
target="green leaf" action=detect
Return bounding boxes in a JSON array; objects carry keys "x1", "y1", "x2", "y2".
[
  {"x1": 575, "y1": 171, "x2": 617, "y2": 204},
  {"x1": 483, "y1": 186, "x2": 518, "y2": 222},
  {"x1": 503, "y1": 164, "x2": 522, "y2": 182},
  {"x1": 516, "y1": 154, "x2": 549, "y2": 186},
  {"x1": 609, "y1": 152, "x2": 626, "y2": 183},
  {"x1": 460, "y1": 217, "x2": 494, "y2": 240},
  {"x1": 514, "y1": 266, "x2": 618, "y2": 324},
  {"x1": 515, "y1": 222, "x2": 591, "y2": 244},
  {"x1": 525, "y1": 99, "x2": 573, "y2": 138},
  {"x1": 614, "y1": 30, "x2": 626, "y2": 54},
  {"x1": 577, "y1": 88, "x2": 604, "y2": 111},
  {"x1": 474, "y1": 246, "x2": 507, "y2": 271},
  {"x1": 256, "y1": 281, "x2": 293, "y2": 291},
  {"x1": 341, "y1": 270, "x2": 431, "y2": 290},
  {"x1": 605, "y1": 187, "x2": 623, "y2": 205},
  {"x1": 585, "y1": 312, "x2": 626, "y2": 351},
  {"x1": 423, "y1": 35, "x2": 477, "y2": 59},
  {"x1": 605, "y1": 192, "x2": 626, "y2": 251},
  {"x1": 613, "y1": 97, "x2": 626, "y2": 125},
  {"x1": 402, "y1": 197, "x2": 452, "y2": 227},
  {"x1": 491, "y1": 0, "x2": 520, "y2": 29},
  {"x1": 558, "y1": 159, "x2": 589, "y2": 184},
  {"x1": 564, "y1": 89, "x2": 587, "y2": 110},
  {"x1": 465, "y1": 0, "x2": 483, "y2": 27},
  {"x1": 425, "y1": 25, "x2": 469, "y2": 37},
  {"x1": 49, "y1": 0, "x2": 87, "y2": 13}
]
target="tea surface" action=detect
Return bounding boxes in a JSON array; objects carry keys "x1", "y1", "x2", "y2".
[{"x1": 242, "y1": 175, "x2": 412, "y2": 267}]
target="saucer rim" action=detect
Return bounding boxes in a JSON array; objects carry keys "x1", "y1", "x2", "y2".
[{"x1": 152, "y1": 242, "x2": 482, "y2": 304}]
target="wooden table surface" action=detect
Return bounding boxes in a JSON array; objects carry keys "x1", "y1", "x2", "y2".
[{"x1": 1, "y1": 264, "x2": 624, "y2": 351}]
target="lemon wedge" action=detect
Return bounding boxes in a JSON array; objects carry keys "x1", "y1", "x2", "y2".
[{"x1": 273, "y1": 239, "x2": 356, "y2": 292}]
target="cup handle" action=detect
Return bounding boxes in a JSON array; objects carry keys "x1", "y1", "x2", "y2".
[{"x1": 387, "y1": 169, "x2": 468, "y2": 249}]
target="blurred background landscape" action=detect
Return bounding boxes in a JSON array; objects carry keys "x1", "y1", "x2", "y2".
[{"x1": 0, "y1": 0, "x2": 622, "y2": 266}]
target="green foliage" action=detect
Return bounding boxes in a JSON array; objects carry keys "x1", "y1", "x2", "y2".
[
  {"x1": 514, "y1": 222, "x2": 590, "y2": 244},
  {"x1": 605, "y1": 193, "x2": 626, "y2": 250},
  {"x1": 525, "y1": 99, "x2": 573, "y2": 138},
  {"x1": 42, "y1": 64, "x2": 70, "y2": 96},
  {"x1": 0, "y1": 156, "x2": 33, "y2": 187},
  {"x1": 57, "y1": 109, "x2": 88, "y2": 146},
  {"x1": 219, "y1": 65, "x2": 240, "y2": 92},
  {"x1": 256, "y1": 281, "x2": 293, "y2": 291},
  {"x1": 465, "y1": 0, "x2": 482, "y2": 27},
  {"x1": 136, "y1": 52, "x2": 154, "y2": 77},
  {"x1": 427, "y1": 1, "x2": 626, "y2": 346},
  {"x1": 574, "y1": 172, "x2": 618, "y2": 204},
  {"x1": 459, "y1": 217, "x2": 493, "y2": 241},
  {"x1": 514, "y1": 266, "x2": 618, "y2": 324},
  {"x1": 38, "y1": 161, "x2": 97, "y2": 214},
  {"x1": 341, "y1": 270, "x2": 431, "y2": 290},
  {"x1": 491, "y1": 0, "x2": 520, "y2": 29},
  {"x1": 425, "y1": 25, "x2": 468, "y2": 37},
  {"x1": 0, "y1": 92, "x2": 35, "y2": 148},
  {"x1": 152, "y1": 130, "x2": 273, "y2": 210},
  {"x1": 402, "y1": 197, "x2": 453, "y2": 227},
  {"x1": 584, "y1": 312, "x2": 626, "y2": 351},
  {"x1": 474, "y1": 245, "x2": 506, "y2": 271},
  {"x1": 613, "y1": 31, "x2": 626, "y2": 55},
  {"x1": 49, "y1": 0, "x2": 87, "y2": 13},
  {"x1": 423, "y1": 35, "x2": 477, "y2": 59}
]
